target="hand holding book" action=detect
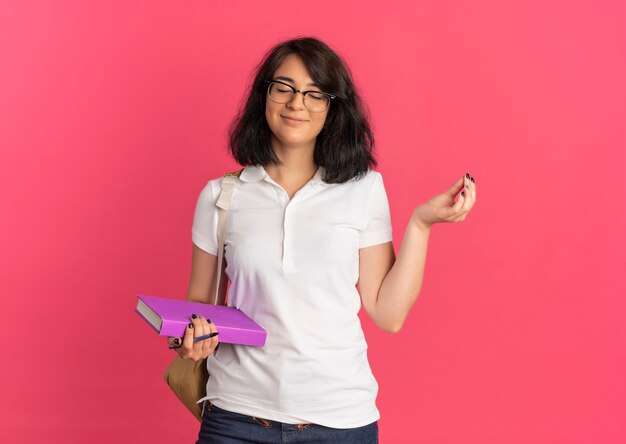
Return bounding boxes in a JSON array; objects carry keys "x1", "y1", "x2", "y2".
[
  {"x1": 166, "y1": 314, "x2": 219, "y2": 362},
  {"x1": 135, "y1": 294, "x2": 267, "y2": 349}
]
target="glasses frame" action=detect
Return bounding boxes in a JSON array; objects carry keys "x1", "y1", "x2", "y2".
[{"x1": 265, "y1": 79, "x2": 336, "y2": 113}]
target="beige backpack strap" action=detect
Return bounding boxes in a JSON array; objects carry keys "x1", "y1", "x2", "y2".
[{"x1": 213, "y1": 169, "x2": 243, "y2": 305}]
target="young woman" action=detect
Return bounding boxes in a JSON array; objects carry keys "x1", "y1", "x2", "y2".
[{"x1": 167, "y1": 36, "x2": 476, "y2": 443}]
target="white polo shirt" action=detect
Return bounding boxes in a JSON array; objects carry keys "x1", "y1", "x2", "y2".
[{"x1": 192, "y1": 164, "x2": 393, "y2": 428}]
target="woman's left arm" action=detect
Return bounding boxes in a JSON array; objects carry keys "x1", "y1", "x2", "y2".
[{"x1": 358, "y1": 173, "x2": 477, "y2": 333}]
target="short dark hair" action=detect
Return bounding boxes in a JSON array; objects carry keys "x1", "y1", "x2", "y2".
[{"x1": 227, "y1": 36, "x2": 377, "y2": 184}]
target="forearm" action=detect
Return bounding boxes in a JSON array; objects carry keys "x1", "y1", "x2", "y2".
[{"x1": 375, "y1": 217, "x2": 431, "y2": 332}]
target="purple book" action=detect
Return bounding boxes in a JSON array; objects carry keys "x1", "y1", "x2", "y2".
[{"x1": 135, "y1": 294, "x2": 267, "y2": 346}]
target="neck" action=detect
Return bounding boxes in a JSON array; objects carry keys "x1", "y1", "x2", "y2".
[{"x1": 266, "y1": 136, "x2": 318, "y2": 181}]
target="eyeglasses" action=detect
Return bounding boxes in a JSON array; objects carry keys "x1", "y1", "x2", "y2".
[{"x1": 265, "y1": 79, "x2": 336, "y2": 113}]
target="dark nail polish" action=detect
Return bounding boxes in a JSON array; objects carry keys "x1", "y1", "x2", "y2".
[
  {"x1": 461, "y1": 191, "x2": 465, "y2": 197},
  {"x1": 191, "y1": 314, "x2": 197, "y2": 319},
  {"x1": 174, "y1": 338, "x2": 180, "y2": 346},
  {"x1": 471, "y1": 177, "x2": 475, "y2": 183},
  {"x1": 465, "y1": 173, "x2": 470, "y2": 179},
  {"x1": 207, "y1": 319, "x2": 212, "y2": 324},
  {"x1": 188, "y1": 323, "x2": 193, "y2": 329}
]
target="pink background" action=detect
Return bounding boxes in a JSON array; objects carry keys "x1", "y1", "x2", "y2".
[{"x1": 1, "y1": 1, "x2": 625, "y2": 442}]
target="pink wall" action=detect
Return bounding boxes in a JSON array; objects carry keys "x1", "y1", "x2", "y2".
[{"x1": 1, "y1": 1, "x2": 624, "y2": 442}]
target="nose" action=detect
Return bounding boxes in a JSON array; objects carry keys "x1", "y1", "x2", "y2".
[{"x1": 286, "y1": 91, "x2": 305, "y2": 110}]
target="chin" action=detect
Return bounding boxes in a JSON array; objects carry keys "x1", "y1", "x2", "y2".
[
  {"x1": 281, "y1": 138, "x2": 316, "y2": 147},
  {"x1": 273, "y1": 132, "x2": 317, "y2": 146}
]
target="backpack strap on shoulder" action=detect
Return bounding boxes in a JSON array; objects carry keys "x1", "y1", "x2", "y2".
[
  {"x1": 216, "y1": 169, "x2": 243, "y2": 210},
  {"x1": 213, "y1": 168, "x2": 243, "y2": 305}
]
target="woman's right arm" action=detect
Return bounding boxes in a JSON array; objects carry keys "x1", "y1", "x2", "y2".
[
  {"x1": 187, "y1": 243, "x2": 228, "y2": 306},
  {"x1": 165, "y1": 243, "x2": 227, "y2": 360}
]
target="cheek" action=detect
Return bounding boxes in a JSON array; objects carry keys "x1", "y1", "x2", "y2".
[
  {"x1": 265, "y1": 101, "x2": 272, "y2": 120},
  {"x1": 265, "y1": 103, "x2": 278, "y2": 130},
  {"x1": 312, "y1": 114, "x2": 328, "y2": 133}
]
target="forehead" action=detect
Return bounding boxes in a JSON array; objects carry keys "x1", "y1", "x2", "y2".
[{"x1": 272, "y1": 54, "x2": 317, "y2": 87}]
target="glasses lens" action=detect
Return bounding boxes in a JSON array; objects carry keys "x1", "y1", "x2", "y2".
[
  {"x1": 268, "y1": 82, "x2": 293, "y2": 103},
  {"x1": 304, "y1": 92, "x2": 330, "y2": 112}
]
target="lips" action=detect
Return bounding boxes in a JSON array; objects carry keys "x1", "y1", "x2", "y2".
[{"x1": 281, "y1": 115, "x2": 307, "y2": 122}]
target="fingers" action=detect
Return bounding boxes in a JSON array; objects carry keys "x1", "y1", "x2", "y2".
[
  {"x1": 458, "y1": 173, "x2": 476, "y2": 219},
  {"x1": 452, "y1": 180, "x2": 465, "y2": 215},
  {"x1": 181, "y1": 320, "x2": 196, "y2": 357},
  {"x1": 189, "y1": 314, "x2": 207, "y2": 360},
  {"x1": 447, "y1": 175, "x2": 465, "y2": 196},
  {"x1": 167, "y1": 336, "x2": 182, "y2": 348},
  {"x1": 203, "y1": 318, "x2": 219, "y2": 357},
  {"x1": 210, "y1": 320, "x2": 219, "y2": 352},
  {"x1": 449, "y1": 172, "x2": 476, "y2": 221},
  {"x1": 177, "y1": 314, "x2": 218, "y2": 362},
  {"x1": 461, "y1": 173, "x2": 471, "y2": 212},
  {"x1": 470, "y1": 175, "x2": 477, "y2": 204},
  {"x1": 463, "y1": 173, "x2": 476, "y2": 210},
  {"x1": 196, "y1": 315, "x2": 211, "y2": 357}
]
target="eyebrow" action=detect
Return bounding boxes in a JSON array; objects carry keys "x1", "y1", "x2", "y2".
[{"x1": 273, "y1": 76, "x2": 320, "y2": 88}]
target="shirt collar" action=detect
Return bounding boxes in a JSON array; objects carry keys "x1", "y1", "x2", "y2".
[
  {"x1": 239, "y1": 165, "x2": 266, "y2": 183},
  {"x1": 239, "y1": 165, "x2": 328, "y2": 186}
]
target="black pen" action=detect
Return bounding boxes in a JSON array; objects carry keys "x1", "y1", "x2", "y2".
[{"x1": 169, "y1": 331, "x2": 219, "y2": 349}]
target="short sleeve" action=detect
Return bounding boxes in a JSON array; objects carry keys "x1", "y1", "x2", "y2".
[
  {"x1": 359, "y1": 172, "x2": 393, "y2": 248},
  {"x1": 191, "y1": 181, "x2": 219, "y2": 255}
]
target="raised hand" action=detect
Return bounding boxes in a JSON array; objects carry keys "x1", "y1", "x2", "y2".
[{"x1": 411, "y1": 172, "x2": 476, "y2": 229}]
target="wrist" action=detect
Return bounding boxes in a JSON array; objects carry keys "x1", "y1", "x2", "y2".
[
  {"x1": 411, "y1": 207, "x2": 432, "y2": 233},
  {"x1": 411, "y1": 212, "x2": 432, "y2": 233}
]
